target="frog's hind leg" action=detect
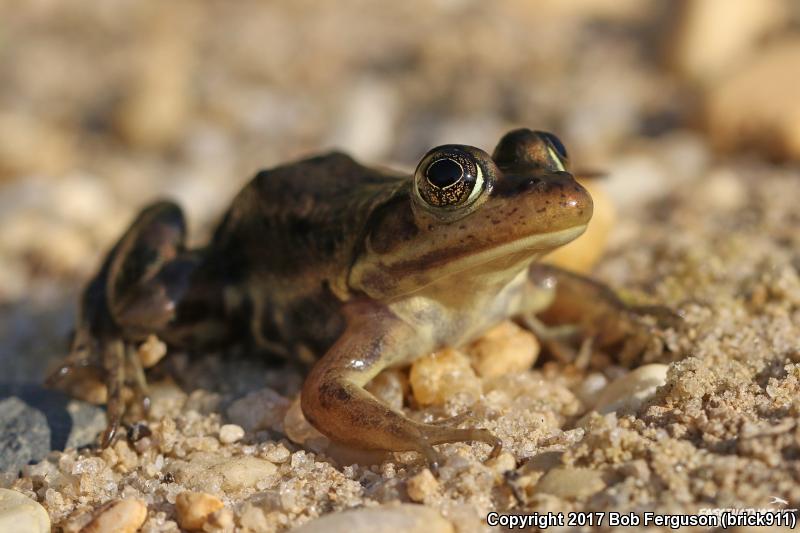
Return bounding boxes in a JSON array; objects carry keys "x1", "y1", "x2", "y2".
[
  {"x1": 520, "y1": 263, "x2": 680, "y2": 365},
  {"x1": 49, "y1": 201, "x2": 199, "y2": 446},
  {"x1": 301, "y1": 304, "x2": 501, "y2": 472}
]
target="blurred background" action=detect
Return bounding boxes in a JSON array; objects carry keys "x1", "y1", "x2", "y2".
[{"x1": 1, "y1": 0, "x2": 799, "y2": 381}]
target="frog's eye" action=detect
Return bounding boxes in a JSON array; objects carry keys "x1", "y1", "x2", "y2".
[
  {"x1": 538, "y1": 131, "x2": 569, "y2": 170},
  {"x1": 414, "y1": 148, "x2": 485, "y2": 209}
]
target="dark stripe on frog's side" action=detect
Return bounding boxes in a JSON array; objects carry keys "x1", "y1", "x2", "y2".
[{"x1": 198, "y1": 154, "x2": 405, "y2": 358}]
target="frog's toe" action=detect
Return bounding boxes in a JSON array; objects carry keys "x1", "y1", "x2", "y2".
[
  {"x1": 126, "y1": 344, "x2": 151, "y2": 418},
  {"x1": 100, "y1": 338, "x2": 126, "y2": 448},
  {"x1": 416, "y1": 426, "x2": 501, "y2": 474}
]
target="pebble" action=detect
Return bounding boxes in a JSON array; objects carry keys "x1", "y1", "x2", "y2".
[
  {"x1": 328, "y1": 77, "x2": 398, "y2": 161},
  {"x1": 80, "y1": 498, "x2": 147, "y2": 533},
  {"x1": 136, "y1": 335, "x2": 167, "y2": 368},
  {"x1": 175, "y1": 491, "x2": 225, "y2": 531},
  {"x1": 226, "y1": 388, "x2": 291, "y2": 433},
  {"x1": 114, "y1": 2, "x2": 196, "y2": 149},
  {"x1": 292, "y1": 504, "x2": 454, "y2": 533},
  {"x1": 365, "y1": 368, "x2": 407, "y2": 412},
  {"x1": 592, "y1": 364, "x2": 669, "y2": 415},
  {"x1": 535, "y1": 467, "x2": 606, "y2": 500},
  {"x1": 0, "y1": 488, "x2": 50, "y2": 533},
  {"x1": 218, "y1": 424, "x2": 245, "y2": 444},
  {"x1": 409, "y1": 348, "x2": 482, "y2": 406},
  {"x1": 466, "y1": 321, "x2": 539, "y2": 378},
  {"x1": 0, "y1": 397, "x2": 49, "y2": 473},
  {"x1": 668, "y1": 0, "x2": 786, "y2": 82},
  {"x1": 705, "y1": 38, "x2": 800, "y2": 160},
  {"x1": 0, "y1": 387, "x2": 107, "y2": 465},
  {"x1": 283, "y1": 396, "x2": 329, "y2": 450},
  {"x1": 168, "y1": 452, "x2": 277, "y2": 493},
  {"x1": 405, "y1": 469, "x2": 439, "y2": 503},
  {"x1": 0, "y1": 111, "x2": 74, "y2": 179}
]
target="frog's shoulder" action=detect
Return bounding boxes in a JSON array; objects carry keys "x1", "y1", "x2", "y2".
[{"x1": 251, "y1": 151, "x2": 403, "y2": 203}]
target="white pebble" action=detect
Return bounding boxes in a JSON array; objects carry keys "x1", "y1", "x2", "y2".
[
  {"x1": 218, "y1": 424, "x2": 245, "y2": 444},
  {"x1": 293, "y1": 503, "x2": 454, "y2": 533},
  {"x1": 0, "y1": 489, "x2": 50, "y2": 533},
  {"x1": 81, "y1": 498, "x2": 147, "y2": 533},
  {"x1": 593, "y1": 364, "x2": 669, "y2": 414}
]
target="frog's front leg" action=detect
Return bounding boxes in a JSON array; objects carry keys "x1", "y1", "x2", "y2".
[
  {"x1": 520, "y1": 264, "x2": 678, "y2": 364},
  {"x1": 301, "y1": 302, "x2": 501, "y2": 470}
]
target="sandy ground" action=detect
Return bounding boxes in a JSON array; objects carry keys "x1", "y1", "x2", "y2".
[{"x1": 5, "y1": 157, "x2": 800, "y2": 532}]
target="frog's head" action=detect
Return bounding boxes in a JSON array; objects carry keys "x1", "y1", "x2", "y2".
[{"x1": 350, "y1": 129, "x2": 592, "y2": 299}]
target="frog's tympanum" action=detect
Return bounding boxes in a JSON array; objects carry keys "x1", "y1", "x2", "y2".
[{"x1": 49, "y1": 129, "x2": 666, "y2": 468}]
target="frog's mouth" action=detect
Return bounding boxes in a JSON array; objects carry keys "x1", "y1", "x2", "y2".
[
  {"x1": 444, "y1": 223, "x2": 588, "y2": 275},
  {"x1": 351, "y1": 223, "x2": 588, "y2": 300}
]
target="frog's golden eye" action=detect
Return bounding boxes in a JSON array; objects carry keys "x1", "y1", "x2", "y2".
[
  {"x1": 539, "y1": 131, "x2": 569, "y2": 170},
  {"x1": 414, "y1": 148, "x2": 485, "y2": 209}
]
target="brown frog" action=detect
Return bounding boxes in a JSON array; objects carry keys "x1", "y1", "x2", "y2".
[{"x1": 49, "y1": 128, "x2": 667, "y2": 468}]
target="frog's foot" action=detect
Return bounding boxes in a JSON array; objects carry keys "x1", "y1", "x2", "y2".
[
  {"x1": 518, "y1": 313, "x2": 583, "y2": 364},
  {"x1": 97, "y1": 339, "x2": 153, "y2": 447},
  {"x1": 526, "y1": 264, "x2": 682, "y2": 365},
  {"x1": 100, "y1": 338, "x2": 125, "y2": 447}
]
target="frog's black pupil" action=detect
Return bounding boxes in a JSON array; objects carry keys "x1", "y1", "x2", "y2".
[
  {"x1": 426, "y1": 158, "x2": 463, "y2": 188},
  {"x1": 543, "y1": 132, "x2": 568, "y2": 159}
]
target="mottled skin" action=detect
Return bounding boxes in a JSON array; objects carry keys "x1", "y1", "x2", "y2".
[{"x1": 48, "y1": 129, "x2": 665, "y2": 468}]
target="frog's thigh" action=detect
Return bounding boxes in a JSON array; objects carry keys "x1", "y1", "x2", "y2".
[{"x1": 300, "y1": 306, "x2": 500, "y2": 467}]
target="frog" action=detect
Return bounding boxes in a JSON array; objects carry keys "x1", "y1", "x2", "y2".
[{"x1": 48, "y1": 128, "x2": 670, "y2": 468}]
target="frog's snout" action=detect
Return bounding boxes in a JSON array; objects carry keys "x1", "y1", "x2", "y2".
[
  {"x1": 494, "y1": 171, "x2": 592, "y2": 227},
  {"x1": 547, "y1": 173, "x2": 593, "y2": 227}
]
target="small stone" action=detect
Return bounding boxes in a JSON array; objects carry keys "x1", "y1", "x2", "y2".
[
  {"x1": 667, "y1": 0, "x2": 786, "y2": 82},
  {"x1": 283, "y1": 396, "x2": 329, "y2": 451},
  {"x1": 486, "y1": 451, "x2": 517, "y2": 475},
  {"x1": 593, "y1": 364, "x2": 669, "y2": 415},
  {"x1": 167, "y1": 452, "x2": 277, "y2": 493},
  {"x1": 218, "y1": 424, "x2": 245, "y2": 444},
  {"x1": 409, "y1": 348, "x2": 482, "y2": 406},
  {"x1": 0, "y1": 397, "x2": 49, "y2": 473},
  {"x1": 81, "y1": 498, "x2": 147, "y2": 533},
  {"x1": 536, "y1": 467, "x2": 606, "y2": 500},
  {"x1": 0, "y1": 112, "x2": 74, "y2": 179},
  {"x1": 705, "y1": 38, "x2": 800, "y2": 160},
  {"x1": 226, "y1": 388, "x2": 291, "y2": 433},
  {"x1": 292, "y1": 503, "x2": 454, "y2": 533},
  {"x1": 698, "y1": 169, "x2": 748, "y2": 211},
  {"x1": 137, "y1": 335, "x2": 167, "y2": 368},
  {"x1": 0, "y1": 488, "x2": 50, "y2": 533},
  {"x1": 114, "y1": 3, "x2": 196, "y2": 149},
  {"x1": 365, "y1": 368, "x2": 408, "y2": 412},
  {"x1": 466, "y1": 321, "x2": 540, "y2": 378},
  {"x1": 406, "y1": 469, "x2": 439, "y2": 503},
  {"x1": 175, "y1": 491, "x2": 224, "y2": 531},
  {"x1": 573, "y1": 372, "x2": 609, "y2": 408}
]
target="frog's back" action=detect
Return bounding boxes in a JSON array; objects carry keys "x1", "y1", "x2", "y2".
[
  {"x1": 212, "y1": 152, "x2": 402, "y2": 277},
  {"x1": 203, "y1": 152, "x2": 404, "y2": 355}
]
